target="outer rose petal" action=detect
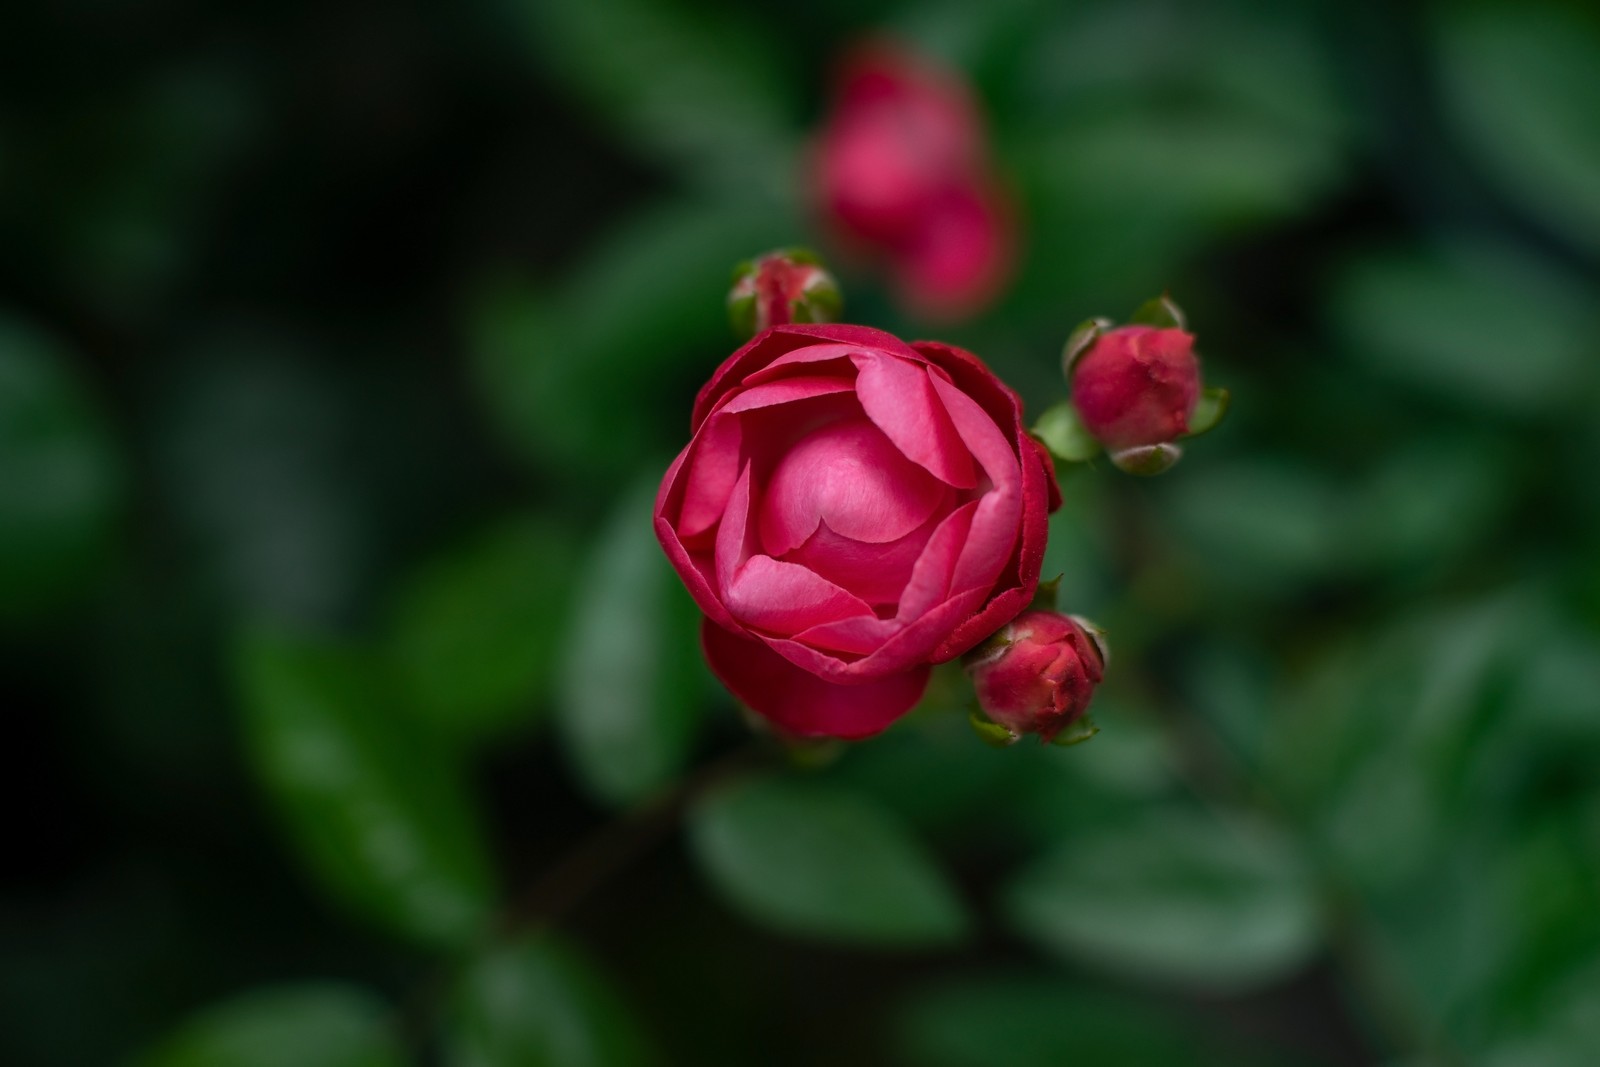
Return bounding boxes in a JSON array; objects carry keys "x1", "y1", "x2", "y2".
[
  {"x1": 693, "y1": 324, "x2": 922, "y2": 430},
  {"x1": 702, "y1": 620, "x2": 929, "y2": 740}
]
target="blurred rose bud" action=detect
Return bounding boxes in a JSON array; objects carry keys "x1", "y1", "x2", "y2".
[
  {"x1": 727, "y1": 249, "x2": 843, "y2": 339},
  {"x1": 814, "y1": 42, "x2": 1013, "y2": 320},
  {"x1": 964, "y1": 611, "x2": 1106, "y2": 745}
]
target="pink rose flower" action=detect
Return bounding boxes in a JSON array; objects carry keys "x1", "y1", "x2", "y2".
[
  {"x1": 814, "y1": 43, "x2": 1014, "y2": 321},
  {"x1": 965, "y1": 611, "x2": 1105, "y2": 744},
  {"x1": 1070, "y1": 326, "x2": 1201, "y2": 452},
  {"x1": 656, "y1": 323, "x2": 1059, "y2": 739}
]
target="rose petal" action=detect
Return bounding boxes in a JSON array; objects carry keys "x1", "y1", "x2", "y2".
[
  {"x1": 725, "y1": 554, "x2": 874, "y2": 632},
  {"x1": 854, "y1": 355, "x2": 978, "y2": 488},
  {"x1": 676, "y1": 413, "x2": 742, "y2": 542},
  {"x1": 758, "y1": 418, "x2": 949, "y2": 556},
  {"x1": 720, "y1": 374, "x2": 857, "y2": 413},
  {"x1": 778, "y1": 585, "x2": 988, "y2": 680},
  {"x1": 895, "y1": 499, "x2": 978, "y2": 621},
  {"x1": 702, "y1": 620, "x2": 928, "y2": 739},
  {"x1": 781, "y1": 513, "x2": 936, "y2": 607},
  {"x1": 693, "y1": 324, "x2": 922, "y2": 427},
  {"x1": 714, "y1": 461, "x2": 757, "y2": 594},
  {"x1": 930, "y1": 374, "x2": 1021, "y2": 593}
]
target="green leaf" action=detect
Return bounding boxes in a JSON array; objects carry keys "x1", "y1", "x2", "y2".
[
  {"x1": 0, "y1": 315, "x2": 123, "y2": 622},
  {"x1": 1341, "y1": 436, "x2": 1510, "y2": 583},
  {"x1": 1435, "y1": 4, "x2": 1600, "y2": 258},
  {"x1": 387, "y1": 515, "x2": 580, "y2": 745},
  {"x1": 893, "y1": 976, "x2": 1282, "y2": 1067},
  {"x1": 445, "y1": 937, "x2": 652, "y2": 1067},
  {"x1": 1013, "y1": 108, "x2": 1348, "y2": 313},
  {"x1": 137, "y1": 984, "x2": 407, "y2": 1067},
  {"x1": 517, "y1": 0, "x2": 798, "y2": 193},
  {"x1": 1030, "y1": 401, "x2": 1099, "y2": 463},
  {"x1": 235, "y1": 630, "x2": 498, "y2": 949},
  {"x1": 1003, "y1": 804, "x2": 1319, "y2": 990},
  {"x1": 1329, "y1": 241, "x2": 1598, "y2": 416},
  {"x1": 1160, "y1": 458, "x2": 1345, "y2": 595},
  {"x1": 554, "y1": 477, "x2": 709, "y2": 806},
  {"x1": 688, "y1": 774, "x2": 969, "y2": 946}
]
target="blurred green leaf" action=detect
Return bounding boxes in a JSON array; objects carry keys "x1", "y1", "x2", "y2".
[
  {"x1": 153, "y1": 339, "x2": 378, "y2": 625},
  {"x1": 1003, "y1": 804, "x2": 1319, "y2": 989},
  {"x1": 1272, "y1": 594, "x2": 1534, "y2": 888},
  {"x1": 1159, "y1": 457, "x2": 1345, "y2": 596},
  {"x1": 1435, "y1": 3, "x2": 1600, "y2": 258},
  {"x1": 388, "y1": 515, "x2": 580, "y2": 746},
  {"x1": 1341, "y1": 436, "x2": 1511, "y2": 583},
  {"x1": 1021, "y1": 1, "x2": 1349, "y2": 142},
  {"x1": 445, "y1": 936, "x2": 652, "y2": 1067},
  {"x1": 1017, "y1": 109, "x2": 1345, "y2": 312},
  {"x1": 1329, "y1": 240, "x2": 1599, "y2": 415},
  {"x1": 1485, "y1": 962, "x2": 1600, "y2": 1067},
  {"x1": 554, "y1": 477, "x2": 709, "y2": 806},
  {"x1": 470, "y1": 200, "x2": 798, "y2": 477},
  {"x1": 517, "y1": 0, "x2": 798, "y2": 194},
  {"x1": 688, "y1": 774, "x2": 968, "y2": 946},
  {"x1": 24, "y1": 63, "x2": 259, "y2": 320},
  {"x1": 236, "y1": 630, "x2": 498, "y2": 949},
  {"x1": 0, "y1": 314, "x2": 122, "y2": 622},
  {"x1": 894, "y1": 975, "x2": 1282, "y2": 1067},
  {"x1": 137, "y1": 984, "x2": 407, "y2": 1067}
]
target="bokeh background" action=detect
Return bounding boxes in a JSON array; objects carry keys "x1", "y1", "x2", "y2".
[{"x1": 4, "y1": 0, "x2": 1600, "y2": 1064}]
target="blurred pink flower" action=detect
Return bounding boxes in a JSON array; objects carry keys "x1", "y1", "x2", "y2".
[{"x1": 815, "y1": 42, "x2": 1014, "y2": 320}]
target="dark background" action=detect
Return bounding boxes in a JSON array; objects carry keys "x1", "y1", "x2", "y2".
[{"x1": 3, "y1": 0, "x2": 1599, "y2": 1064}]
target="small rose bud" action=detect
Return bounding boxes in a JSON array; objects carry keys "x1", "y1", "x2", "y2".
[
  {"x1": 728, "y1": 249, "x2": 842, "y2": 338},
  {"x1": 964, "y1": 611, "x2": 1107, "y2": 744},
  {"x1": 1068, "y1": 325, "x2": 1201, "y2": 473}
]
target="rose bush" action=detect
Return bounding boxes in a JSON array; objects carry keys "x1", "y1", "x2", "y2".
[{"x1": 656, "y1": 323, "x2": 1058, "y2": 739}]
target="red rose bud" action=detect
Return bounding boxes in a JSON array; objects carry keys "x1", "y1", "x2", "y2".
[
  {"x1": 965, "y1": 611, "x2": 1106, "y2": 745},
  {"x1": 728, "y1": 250, "x2": 843, "y2": 339},
  {"x1": 814, "y1": 41, "x2": 1013, "y2": 320},
  {"x1": 1067, "y1": 324, "x2": 1203, "y2": 475}
]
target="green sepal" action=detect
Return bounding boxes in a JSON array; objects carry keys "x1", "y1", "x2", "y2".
[
  {"x1": 1061, "y1": 317, "x2": 1114, "y2": 376},
  {"x1": 1127, "y1": 293, "x2": 1187, "y2": 331},
  {"x1": 1031, "y1": 574, "x2": 1063, "y2": 612},
  {"x1": 969, "y1": 708, "x2": 1019, "y2": 748},
  {"x1": 794, "y1": 272, "x2": 843, "y2": 325},
  {"x1": 1049, "y1": 715, "x2": 1100, "y2": 747},
  {"x1": 1185, "y1": 386, "x2": 1230, "y2": 437},
  {"x1": 1031, "y1": 401, "x2": 1101, "y2": 463},
  {"x1": 1069, "y1": 615, "x2": 1110, "y2": 670},
  {"x1": 1109, "y1": 443, "x2": 1183, "y2": 476},
  {"x1": 727, "y1": 290, "x2": 757, "y2": 339}
]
